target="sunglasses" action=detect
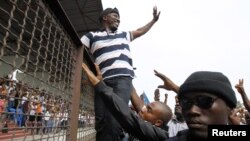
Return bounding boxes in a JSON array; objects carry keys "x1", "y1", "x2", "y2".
[{"x1": 179, "y1": 96, "x2": 217, "y2": 110}]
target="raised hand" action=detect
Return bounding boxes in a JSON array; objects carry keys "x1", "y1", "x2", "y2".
[
  {"x1": 235, "y1": 79, "x2": 245, "y2": 95},
  {"x1": 154, "y1": 89, "x2": 160, "y2": 101},
  {"x1": 154, "y1": 70, "x2": 179, "y2": 93},
  {"x1": 165, "y1": 93, "x2": 168, "y2": 100},
  {"x1": 164, "y1": 93, "x2": 168, "y2": 104},
  {"x1": 153, "y1": 6, "x2": 161, "y2": 22}
]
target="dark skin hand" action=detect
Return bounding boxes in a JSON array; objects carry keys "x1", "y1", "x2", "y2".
[
  {"x1": 132, "y1": 6, "x2": 161, "y2": 39},
  {"x1": 229, "y1": 108, "x2": 244, "y2": 125},
  {"x1": 235, "y1": 79, "x2": 245, "y2": 95},
  {"x1": 81, "y1": 63, "x2": 102, "y2": 86},
  {"x1": 153, "y1": 6, "x2": 161, "y2": 22},
  {"x1": 163, "y1": 93, "x2": 168, "y2": 105},
  {"x1": 130, "y1": 86, "x2": 144, "y2": 113},
  {"x1": 235, "y1": 79, "x2": 250, "y2": 112},
  {"x1": 154, "y1": 70, "x2": 179, "y2": 94}
]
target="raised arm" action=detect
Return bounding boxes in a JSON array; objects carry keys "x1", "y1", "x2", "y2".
[
  {"x1": 154, "y1": 70, "x2": 179, "y2": 94},
  {"x1": 130, "y1": 86, "x2": 145, "y2": 113},
  {"x1": 131, "y1": 6, "x2": 160, "y2": 40},
  {"x1": 163, "y1": 93, "x2": 168, "y2": 105},
  {"x1": 235, "y1": 79, "x2": 250, "y2": 112},
  {"x1": 154, "y1": 89, "x2": 160, "y2": 101},
  {"x1": 81, "y1": 63, "x2": 168, "y2": 140}
]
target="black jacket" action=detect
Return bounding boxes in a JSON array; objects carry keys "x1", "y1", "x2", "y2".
[
  {"x1": 166, "y1": 129, "x2": 210, "y2": 141},
  {"x1": 95, "y1": 81, "x2": 169, "y2": 141}
]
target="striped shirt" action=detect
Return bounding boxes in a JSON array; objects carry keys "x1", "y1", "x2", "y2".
[{"x1": 81, "y1": 30, "x2": 135, "y2": 80}]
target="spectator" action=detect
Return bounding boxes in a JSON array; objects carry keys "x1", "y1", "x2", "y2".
[
  {"x1": 235, "y1": 79, "x2": 250, "y2": 112},
  {"x1": 131, "y1": 86, "x2": 172, "y2": 128},
  {"x1": 244, "y1": 111, "x2": 250, "y2": 125},
  {"x1": 128, "y1": 86, "x2": 172, "y2": 140},
  {"x1": 0, "y1": 82, "x2": 8, "y2": 96},
  {"x1": 154, "y1": 70, "x2": 188, "y2": 137},
  {"x1": 229, "y1": 107, "x2": 246, "y2": 125},
  {"x1": 167, "y1": 102, "x2": 188, "y2": 137},
  {"x1": 0, "y1": 95, "x2": 7, "y2": 123},
  {"x1": 43, "y1": 110, "x2": 51, "y2": 134}
]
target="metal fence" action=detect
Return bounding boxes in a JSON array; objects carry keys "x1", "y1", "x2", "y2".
[{"x1": 0, "y1": 0, "x2": 95, "y2": 140}]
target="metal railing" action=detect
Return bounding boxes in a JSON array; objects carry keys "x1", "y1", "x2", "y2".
[{"x1": 0, "y1": 0, "x2": 95, "y2": 140}]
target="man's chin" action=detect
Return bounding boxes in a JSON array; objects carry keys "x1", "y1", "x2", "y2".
[{"x1": 110, "y1": 27, "x2": 118, "y2": 32}]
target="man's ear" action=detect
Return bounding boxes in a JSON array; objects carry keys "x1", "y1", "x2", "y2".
[
  {"x1": 154, "y1": 119, "x2": 163, "y2": 127},
  {"x1": 102, "y1": 15, "x2": 108, "y2": 22}
]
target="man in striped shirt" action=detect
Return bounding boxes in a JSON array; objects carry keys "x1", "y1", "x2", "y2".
[{"x1": 81, "y1": 6, "x2": 160, "y2": 141}]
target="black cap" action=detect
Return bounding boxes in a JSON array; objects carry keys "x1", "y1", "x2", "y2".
[
  {"x1": 99, "y1": 8, "x2": 119, "y2": 23},
  {"x1": 179, "y1": 71, "x2": 237, "y2": 108}
]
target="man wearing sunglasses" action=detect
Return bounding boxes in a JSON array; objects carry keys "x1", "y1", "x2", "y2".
[
  {"x1": 167, "y1": 71, "x2": 237, "y2": 141},
  {"x1": 154, "y1": 70, "x2": 239, "y2": 140}
]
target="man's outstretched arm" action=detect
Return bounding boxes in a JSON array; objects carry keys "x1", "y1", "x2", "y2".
[
  {"x1": 154, "y1": 70, "x2": 179, "y2": 94},
  {"x1": 131, "y1": 6, "x2": 160, "y2": 40},
  {"x1": 81, "y1": 63, "x2": 168, "y2": 141},
  {"x1": 130, "y1": 86, "x2": 145, "y2": 113}
]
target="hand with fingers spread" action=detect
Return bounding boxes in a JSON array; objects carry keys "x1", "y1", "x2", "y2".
[{"x1": 154, "y1": 70, "x2": 179, "y2": 93}]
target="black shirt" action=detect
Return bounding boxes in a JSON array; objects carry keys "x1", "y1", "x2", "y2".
[{"x1": 95, "y1": 81, "x2": 169, "y2": 141}]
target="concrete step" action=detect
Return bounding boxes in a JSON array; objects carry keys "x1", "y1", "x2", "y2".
[
  {"x1": 0, "y1": 121, "x2": 31, "y2": 140},
  {"x1": 0, "y1": 129, "x2": 31, "y2": 140}
]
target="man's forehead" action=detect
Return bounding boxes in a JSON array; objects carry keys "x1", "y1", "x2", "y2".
[
  {"x1": 149, "y1": 102, "x2": 159, "y2": 108},
  {"x1": 107, "y1": 12, "x2": 119, "y2": 17}
]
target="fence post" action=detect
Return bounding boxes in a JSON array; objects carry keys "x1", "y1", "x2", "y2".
[{"x1": 67, "y1": 46, "x2": 84, "y2": 141}]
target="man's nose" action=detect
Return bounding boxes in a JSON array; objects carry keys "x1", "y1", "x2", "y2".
[
  {"x1": 186, "y1": 104, "x2": 202, "y2": 115},
  {"x1": 140, "y1": 105, "x2": 147, "y2": 113}
]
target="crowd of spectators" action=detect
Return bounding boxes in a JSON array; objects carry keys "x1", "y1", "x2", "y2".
[{"x1": 0, "y1": 73, "x2": 94, "y2": 134}]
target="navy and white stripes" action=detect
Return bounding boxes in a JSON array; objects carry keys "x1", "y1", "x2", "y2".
[{"x1": 81, "y1": 30, "x2": 135, "y2": 80}]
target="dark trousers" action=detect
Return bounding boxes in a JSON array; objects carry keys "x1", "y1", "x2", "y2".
[{"x1": 95, "y1": 76, "x2": 132, "y2": 141}]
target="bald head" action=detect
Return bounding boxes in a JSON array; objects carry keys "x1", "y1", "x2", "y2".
[
  {"x1": 139, "y1": 101, "x2": 172, "y2": 128},
  {"x1": 155, "y1": 101, "x2": 173, "y2": 125}
]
